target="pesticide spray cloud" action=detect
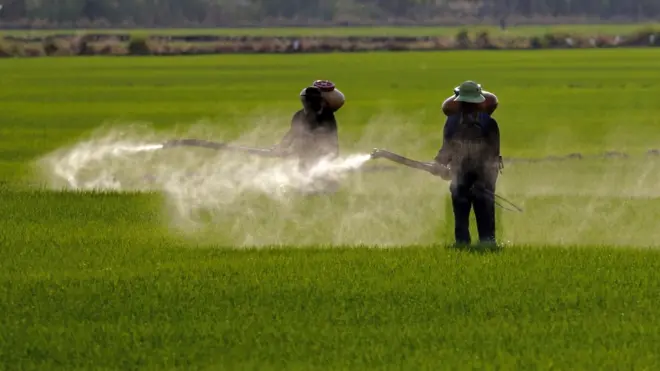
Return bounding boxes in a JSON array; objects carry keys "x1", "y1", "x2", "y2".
[
  {"x1": 34, "y1": 120, "x2": 427, "y2": 246},
  {"x1": 47, "y1": 140, "x2": 165, "y2": 190},
  {"x1": 37, "y1": 123, "x2": 370, "y2": 193},
  {"x1": 35, "y1": 115, "x2": 660, "y2": 248}
]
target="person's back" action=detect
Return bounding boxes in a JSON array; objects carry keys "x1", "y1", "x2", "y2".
[
  {"x1": 288, "y1": 106, "x2": 339, "y2": 165},
  {"x1": 443, "y1": 109, "x2": 500, "y2": 186},
  {"x1": 437, "y1": 109, "x2": 500, "y2": 180},
  {"x1": 435, "y1": 81, "x2": 501, "y2": 246},
  {"x1": 286, "y1": 86, "x2": 341, "y2": 193}
]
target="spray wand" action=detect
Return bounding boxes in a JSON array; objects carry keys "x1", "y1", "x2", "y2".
[{"x1": 369, "y1": 148, "x2": 523, "y2": 213}]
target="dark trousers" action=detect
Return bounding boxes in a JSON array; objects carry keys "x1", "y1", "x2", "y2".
[{"x1": 449, "y1": 171, "x2": 497, "y2": 245}]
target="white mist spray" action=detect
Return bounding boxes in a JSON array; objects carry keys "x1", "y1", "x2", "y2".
[
  {"x1": 34, "y1": 120, "x2": 660, "y2": 248},
  {"x1": 42, "y1": 132, "x2": 166, "y2": 190},
  {"x1": 32, "y1": 119, "x2": 453, "y2": 247}
]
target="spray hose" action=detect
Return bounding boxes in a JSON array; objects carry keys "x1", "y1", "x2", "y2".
[{"x1": 471, "y1": 185, "x2": 524, "y2": 213}]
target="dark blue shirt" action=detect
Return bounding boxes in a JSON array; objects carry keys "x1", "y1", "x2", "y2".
[
  {"x1": 435, "y1": 112, "x2": 501, "y2": 169},
  {"x1": 443, "y1": 112, "x2": 493, "y2": 140}
]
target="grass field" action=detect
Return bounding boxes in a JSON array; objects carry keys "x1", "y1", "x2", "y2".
[
  {"x1": 2, "y1": 48, "x2": 660, "y2": 369},
  {"x1": 2, "y1": 23, "x2": 659, "y2": 38}
]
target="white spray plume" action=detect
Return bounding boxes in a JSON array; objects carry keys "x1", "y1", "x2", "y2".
[
  {"x1": 32, "y1": 117, "x2": 660, "y2": 248},
  {"x1": 38, "y1": 127, "x2": 371, "y2": 194},
  {"x1": 33, "y1": 122, "x2": 422, "y2": 246}
]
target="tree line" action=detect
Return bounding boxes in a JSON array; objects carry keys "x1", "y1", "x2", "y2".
[{"x1": 0, "y1": 0, "x2": 658, "y2": 28}]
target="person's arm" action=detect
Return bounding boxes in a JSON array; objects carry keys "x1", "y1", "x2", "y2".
[
  {"x1": 485, "y1": 117, "x2": 503, "y2": 172},
  {"x1": 489, "y1": 118, "x2": 500, "y2": 158},
  {"x1": 443, "y1": 90, "x2": 499, "y2": 116},
  {"x1": 441, "y1": 95, "x2": 460, "y2": 117},
  {"x1": 272, "y1": 112, "x2": 305, "y2": 154},
  {"x1": 435, "y1": 121, "x2": 453, "y2": 166},
  {"x1": 480, "y1": 91, "x2": 499, "y2": 115},
  {"x1": 431, "y1": 120, "x2": 455, "y2": 180}
]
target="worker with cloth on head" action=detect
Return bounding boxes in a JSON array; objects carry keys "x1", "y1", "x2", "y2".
[
  {"x1": 434, "y1": 80, "x2": 503, "y2": 246},
  {"x1": 271, "y1": 80, "x2": 345, "y2": 193}
]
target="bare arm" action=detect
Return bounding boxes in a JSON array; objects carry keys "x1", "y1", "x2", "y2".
[
  {"x1": 441, "y1": 95, "x2": 460, "y2": 117},
  {"x1": 480, "y1": 91, "x2": 499, "y2": 115},
  {"x1": 442, "y1": 91, "x2": 499, "y2": 116}
]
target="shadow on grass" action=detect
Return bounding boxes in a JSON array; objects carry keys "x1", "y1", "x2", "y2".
[{"x1": 445, "y1": 242, "x2": 505, "y2": 254}]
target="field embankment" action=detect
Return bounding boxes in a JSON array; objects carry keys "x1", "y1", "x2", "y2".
[{"x1": 0, "y1": 25, "x2": 659, "y2": 57}]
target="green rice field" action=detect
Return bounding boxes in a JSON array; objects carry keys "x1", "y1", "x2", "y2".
[{"x1": 2, "y1": 47, "x2": 660, "y2": 369}]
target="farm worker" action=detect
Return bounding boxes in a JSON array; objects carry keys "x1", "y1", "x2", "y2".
[
  {"x1": 271, "y1": 80, "x2": 346, "y2": 192},
  {"x1": 434, "y1": 80, "x2": 503, "y2": 245}
]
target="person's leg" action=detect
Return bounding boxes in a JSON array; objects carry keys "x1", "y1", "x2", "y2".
[
  {"x1": 450, "y1": 180, "x2": 473, "y2": 245},
  {"x1": 473, "y1": 179, "x2": 497, "y2": 244}
]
